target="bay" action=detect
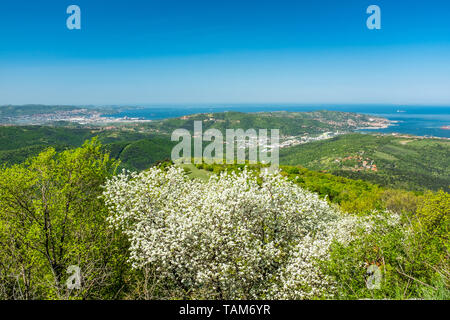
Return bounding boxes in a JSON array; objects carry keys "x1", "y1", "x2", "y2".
[{"x1": 104, "y1": 104, "x2": 450, "y2": 138}]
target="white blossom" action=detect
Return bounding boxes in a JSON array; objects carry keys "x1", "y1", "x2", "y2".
[{"x1": 103, "y1": 166, "x2": 357, "y2": 299}]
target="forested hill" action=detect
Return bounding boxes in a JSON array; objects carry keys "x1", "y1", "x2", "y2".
[
  {"x1": 0, "y1": 111, "x2": 448, "y2": 192},
  {"x1": 145, "y1": 110, "x2": 390, "y2": 136},
  {"x1": 0, "y1": 106, "x2": 390, "y2": 135},
  {"x1": 0, "y1": 126, "x2": 175, "y2": 171},
  {"x1": 280, "y1": 133, "x2": 450, "y2": 192}
]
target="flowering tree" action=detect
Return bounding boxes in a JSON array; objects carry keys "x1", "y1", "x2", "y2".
[{"x1": 103, "y1": 166, "x2": 354, "y2": 299}]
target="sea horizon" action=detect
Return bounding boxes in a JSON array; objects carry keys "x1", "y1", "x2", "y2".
[{"x1": 104, "y1": 104, "x2": 450, "y2": 138}]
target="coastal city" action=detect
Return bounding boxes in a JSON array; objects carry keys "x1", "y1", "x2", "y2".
[{"x1": 0, "y1": 108, "x2": 151, "y2": 125}]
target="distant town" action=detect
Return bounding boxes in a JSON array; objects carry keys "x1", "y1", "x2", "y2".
[
  {"x1": 1, "y1": 106, "x2": 448, "y2": 144},
  {"x1": 0, "y1": 108, "x2": 151, "y2": 125}
]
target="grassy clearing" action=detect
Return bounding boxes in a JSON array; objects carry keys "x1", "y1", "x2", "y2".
[{"x1": 180, "y1": 163, "x2": 212, "y2": 182}]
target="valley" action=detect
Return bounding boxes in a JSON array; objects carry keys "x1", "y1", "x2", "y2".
[{"x1": 0, "y1": 109, "x2": 448, "y2": 192}]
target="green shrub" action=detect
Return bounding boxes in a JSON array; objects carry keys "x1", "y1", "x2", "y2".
[{"x1": 324, "y1": 191, "x2": 449, "y2": 299}]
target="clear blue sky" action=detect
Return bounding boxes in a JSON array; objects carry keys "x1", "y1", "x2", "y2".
[{"x1": 1, "y1": 0, "x2": 450, "y2": 105}]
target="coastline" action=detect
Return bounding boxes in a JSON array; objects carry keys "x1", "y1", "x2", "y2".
[{"x1": 1, "y1": 105, "x2": 449, "y2": 139}]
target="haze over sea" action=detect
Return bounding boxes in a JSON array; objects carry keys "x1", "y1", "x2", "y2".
[{"x1": 106, "y1": 105, "x2": 450, "y2": 138}]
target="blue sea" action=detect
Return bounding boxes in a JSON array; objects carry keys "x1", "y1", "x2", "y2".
[{"x1": 105, "y1": 104, "x2": 450, "y2": 138}]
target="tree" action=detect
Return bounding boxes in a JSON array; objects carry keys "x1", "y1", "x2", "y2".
[
  {"x1": 103, "y1": 166, "x2": 355, "y2": 299},
  {"x1": 0, "y1": 138, "x2": 127, "y2": 299}
]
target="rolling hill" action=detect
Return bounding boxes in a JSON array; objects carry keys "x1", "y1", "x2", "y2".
[
  {"x1": 0, "y1": 126, "x2": 174, "y2": 171},
  {"x1": 0, "y1": 111, "x2": 448, "y2": 192},
  {"x1": 144, "y1": 110, "x2": 390, "y2": 136},
  {"x1": 280, "y1": 133, "x2": 450, "y2": 192}
]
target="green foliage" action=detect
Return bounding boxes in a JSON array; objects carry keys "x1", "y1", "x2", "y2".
[
  {"x1": 0, "y1": 114, "x2": 448, "y2": 300},
  {"x1": 280, "y1": 133, "x2": 450, "y2": 192},
  {"x1": 0, "y1": 138, "x2": 131, "y2": 299},
  {"x1": 324, "y1": 192, "x2": 449, "y2": 299},
  {"x1": 0, "y1": 126, "x2": 174, "y2": 171},
  {"x1": 381, "y1": 189, "x2": 420, "y2": 215},
  {"x1": 280, "y1": 165, "x2": 385, "y2": 214},
  {"x1": 109, "y1": 138, "x2": 176, "y2": 171},
  {"x1": 0, "y1": 126, "x2": 95, "y2": 153},
  {"x1": 324, "y1": 213, "x2": 408, "y2": 299},
  {"x1": 411, "y1": 191, "x2": 449, "y2": 270},
  {"x1": 1, "y1": 120, "x2": 448, "y2": 193},
  {"x1": 193, "y1": 163, "x2": 423, "y2": 215}
]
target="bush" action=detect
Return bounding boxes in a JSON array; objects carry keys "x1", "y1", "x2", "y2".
[
  {"x1": 324, "y1": 191, "x2": 449, "y2": 299},
  {"x1": 103, "y1": 166, "x2": 355, "y2": 299}
]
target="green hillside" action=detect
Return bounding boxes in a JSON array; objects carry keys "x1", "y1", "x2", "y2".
[
  {"x1": 1, "y1": 113, "x2": 449, "y2": 192},
  {"x1": 280, "y1": 133, "x2": 450, "y2": 192},
  {"x1": 183, "y1": 162, "x2": 423, "y2": 214},
  {"x1": 0, "y1": 126, "x2": 173, "y2": 171},
  {"x1": 106, "y1": 138, "x2": 175, "y2": 171},
  {"x1": 145, "y1": 110, "x2": 389, "y2": 136}
]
